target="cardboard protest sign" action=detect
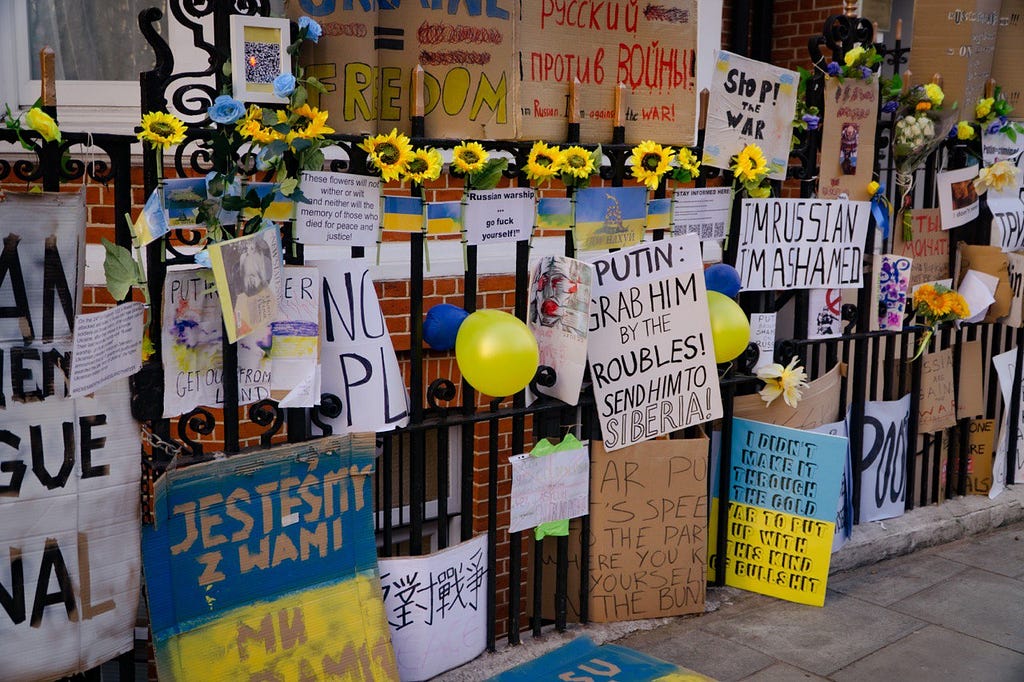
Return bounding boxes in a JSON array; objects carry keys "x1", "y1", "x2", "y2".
[
  {"x1": 936, "y1": 165, "x2": 981, "y2": 230},
  {"x1": 892, "y1": 208, "x2": 949, "y2": 287},
  {"x1": 733, "y1": 363, "x2": 843, "y2": 430},
  {"x1": 673, "y1": 187, "x2": 732, "y2": 241},
  {"x1": 708, "y1": 418, "x2": 846, "y2": 606},
  {"x1": 807, "y1": 288, "x2": 843, "y2": 339},
  {"x1": 958, "y1": 339, "x2": 986, "y2": 419},
  {"x1": 69, "y1": 302, "x2": 145, "y2": 396},
  {"x1": 860, "y1": 394, "x2": 912, "y2": 522},
  {"x1": 493, "y1": 637, "x2": 713, "y2": 682},
  {"x1": 810, "y1": 419, "x2": 854, "y2": 553},
  {"x1": 313, "y1": 261, "x2": 409, "y2": 434},
  {"x1": 944, "y1": 418, "x2": 997, "y2": 495},
  {"x1": 209, "y1": 228, "x2": 284, "y2": 344},
  {"x1": 704, "y1": 51, "x2": 798, "y2": 180},
  {"x1": 574, "y1": 186, "x2": 646, "y2": 252},
  {"x1": 379, "y1": 535, "x2": 487, "y2": 681},
  {"x1": 587, "y1": 235, "x2": 722, "y2": 451},
  {"x1": 956, "y1": 243, "x2": 1012, "y2": 322},
  {"x1": 819, "y1": 77, "x2": 879, "y2": 201},
  {"x1": 910, "y1": 0, "x2": 1001, "y2": 112},
  {"x1": 588, "y1": 437, "x2": 708, "y2": 621},
  {"x1": 991, "y1": 0, "x2": 1024, "y2": 108},
  {"x1": 517, "y1": 1, "x2": 698, "y2": 145},
  {"x1": 464, "y1": 188, "x2": 534, "y2": 245},
  {"x1": 737, "y1": 198, "x2": 870, "y2": 291},
  {"x1": 918, "y1": 348, "x2": 958, "y2": 433},
  {"x1": 297, "y1": 171, "x2": 380, "y2": 247},
  {"x1": 509, "y1": 440, "x2": 589, "y2": 534},
  {"x1": 271, "y1": 266, "x2": 320, "y2": 407},
  {"x1": 874, "y1": 254, "x2": 912, "y2": 331},
  {"x1": 142, "y1": 434, "x2": 399, "y2": 680},
  {"x1": 289, "y1": 2, "x2": 515, "y2": 139},
  {"x1": 528, "y1": 255, "x2": 592, "y2": 405},
  {"x1": 161, "y1": 266, "x2": 272, "y2": 418}
]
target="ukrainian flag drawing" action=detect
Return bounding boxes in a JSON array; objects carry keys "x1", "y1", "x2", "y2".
[
  {"x1": 536, "y1": 197, "x2": 572, "y2": 230},
  {"x1": 574, "y1": 186, "x2": 646, "y2": 251},
  {"x1": 383, "y1": 195, "x2": 424, "y2": 232},
  {"x1": 241, "y1": 182, "x2": 295, "y2": 222},
  {"x1": 647, "y1": 197, "x2": 673, "y2": 231},
  {"x1": 426, "y1": 201, "x2": 463, "y2": 235},
  {"x1": 133, "y1": 188, "x2": 170, "y2": 246}
]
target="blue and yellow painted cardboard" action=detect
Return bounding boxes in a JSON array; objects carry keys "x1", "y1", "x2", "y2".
[{"x1": 142, "y1": 433, "x2": 399, "y2": 680}]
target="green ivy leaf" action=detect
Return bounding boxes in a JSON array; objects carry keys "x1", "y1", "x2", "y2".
[
  {"x1": 291, "y1": 137, "x2": 312, "y2": 152},
  {"x1": 305, "y1": 148, "x2": 325, "y2": 171},
  {"x1": 102, "y1": 238, "x2": 139, "y2": 301},
  {"x1": 469, "y1": 158, "x2": 508, "y2": 190},
  {"x1": 292, "y1": 85, "x2": 308, "y2": 109},
  {"x1": 1006, "y1": 127, "x2": 1017, "y2": 143},
  {"x1": 306, "y1": 77, "x2": 327, "y2": 94}
]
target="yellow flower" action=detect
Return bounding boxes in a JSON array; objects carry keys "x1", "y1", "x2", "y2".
[
  {"x1": 402, "y1": 147, "x2": 443, "y2": 184},
  {"x1": 525, "y1": 141, "x2": 563, "y2": 184},
  {"x1": 359, "y1": 128, "x2": 413, "y2": 182},
  {"x1": 974, "y1": 160, "x2": 1018, "y2": 195},
  {"x1": 867, "y1": 180, "x2": 880, "y2": 195},
  {"x1": 924, "y1": 83, "x2": 944, "y2": 107},
  {"x1": 24, "y1": 107, "x2": 60, "y2": 142},
  {"x1": 976, "y1": 97, "x2": 994, "y2": 120},
  {"x1": 629, "y1": 140, "x2": 674, "y2": 190},
  {"x1": 956, "y1": 121, "x2": 975, "y2": 140},
  {"x1": 452, "y1": 141, "x2": 489, "y2": 174},
  {"x1": 235, "y1": 104, "x2": 263, "y2": 132},
  {"x1": 844, "y1": 46, "x2": 865, "y2": 67},
  {"x1": 732, "y1": 144, "x2": 768, "y2": 183},
  {"x1": 293, "y1": 108, "x2": 334, "y2": 140},
  {"x1": 557, "y1": 145, "x2": 596, "y2": 179},
  {"x1": 138, "y1": 111, "x2": 186, "y2": 149},
  {"x1": 757, "y1": 356, "x2": 809, "y2": 408},
  {"x1": 238, "y1": 118, "x2": 283, "y2": 144},
  {"x1": 676, "y1": 147, "x2": 701, "y2": 177}
]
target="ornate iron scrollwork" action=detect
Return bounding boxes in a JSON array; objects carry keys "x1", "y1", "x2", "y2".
[
  {"x1": 248, "y1": 399, "x2": 284, "y2": 446},
  {"x1": 178, "y1": 407, "x2": 216, "y2": 457},
  {"x1": 310, "y1": 393, "x2": 343, "y2": 436}
]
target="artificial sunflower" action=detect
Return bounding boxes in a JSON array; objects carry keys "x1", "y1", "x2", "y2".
[
  {"x1": 757, "y1": 356, "x2": 809, "y2": 408},
  {"x1": 452, "y1": 141, "x2": 489, "y2": 174},
  {"x1": 293, "y1": 107, "x2": 335, "y2": 140},
  {"x1": 239, "y1": 118, "x2": 284, "y2": 145},
  {"x1": 525, "y1": 141, "x2": 563, "y2": 184},
  {"x1": 359, "y1": 128, "x2": 413, "y2": 182},
  {"x1": 138, "y1": 111, "x2": 187, "y2": 149},
  {"x1": 629, "y1": 140, "x2": 674, "y2": 190},
  {"x1": 733, "y1": 144, "x2": 768, "y2": 183},
  {"x1": 558, "y1": 145, "x2": 596, "y2": 180},
  {"x1": 674, "y1": 147, "x2": 701, "y2": 181},
  {"x1": 403, "y1": 147, "x2": 443, "y2": 185}
]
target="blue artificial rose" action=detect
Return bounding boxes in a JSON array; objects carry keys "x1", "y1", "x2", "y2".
[
  {"x1": 801, "y1": 113, "x2": 820, "y2": 131},
  {"x1": 273, "y1": 73, "x2": 297, "y2": 99},
  {"x1": 298, "y1": 16, "x2": 323, "y2": 43},
  {"x1": 987, "y1": 120, "x2": 1004, "y2": 135},
  {"x1": 882, "y1": 100, "x2": 898, "y2": 114},
  {"x1": 194, "y1": 250, "x2": 212, "y2": 268},
  {"x1": 860, "y1": 66, "x2": 872, "y2": 79},
  {"x1": 208, "y1": 95, "x2": 246, "y2": 124},
  {"x1": 826, "y1": 61, "x2": 841, "y2": 76}
]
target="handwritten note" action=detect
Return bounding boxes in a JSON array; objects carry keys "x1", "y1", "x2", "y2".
[
  {"x1": 509, "y1": 442, "x2": 589, "y2": 533},
  {"x1": 918, "y1": 348, "x2": 957, "y2": 433},
  {"x1": 750, "y1": 313, "x2": 776, "y2": 371}
]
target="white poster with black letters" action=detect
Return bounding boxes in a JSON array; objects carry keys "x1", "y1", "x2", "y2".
[
  {"x1": 587, "y1": 235, "x2": 723, "y2": 451},
  {"x1": 812, "y1": 418, "x2": 854, "y2": 552},
  {"x1": 986, "y1": 151, "x2": 1024, "y2": 252},
  {"x1": 313, "y1": 260, "x2": 409, "y2": 434},
  {"x1": 737, "y1": 198, "x2": 870, "y2": 291},
  {"x1": 936, "y1": 164, "x2": 981, "y2": 230},
  {"x1": 860, "y1": 394, "x2": 911, "y2": 522}
]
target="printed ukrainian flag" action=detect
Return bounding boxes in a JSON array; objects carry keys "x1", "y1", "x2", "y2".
[
  {"x1": 536, "y1": 197, "x2": 572, "y2": 230},
  {"x1": 426, "y1": 201, "x2": 463, "y2": 235},
  {"x1": 383, "y1": 195, "x2": 424, "y2": 232},
  {"x1": 574, "y1": 186, "x2": 646, "y2": 251},
  {"x1": 647, "y1": 197, "x2": 672, "y2": 231},
  {"x1": 133, "y1": 188, "x2": 170, "y2": 246}
]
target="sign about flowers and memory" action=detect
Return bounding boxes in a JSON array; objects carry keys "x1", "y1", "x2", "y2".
[
  {"x1": 1, "y1": 192, "x2": 141, "y2": 680},
  {"x1": 379, "y1": 536, "x2": 488, "y2": 682},
  {"x1": 819, "y1": 77, "x2": 879, "y2": 201},
  {"x1": 704, "y1": 51, "x2": 798, "y2": 180},
  {"x1": 708, "y1": 418, "x2": 846, "y2": 606},
  {"x1": 142, "y1": 434, "x2": 400, "y2": 680},
  {"x1": 296, "y1": 171, "x2": 381, "y2": 247},
  {"x1": 586, "y1": 235, "x2": 723, "y2": 451},
  {"x1": 736, "y1": 198, "x2": 871, "y2": 291}
]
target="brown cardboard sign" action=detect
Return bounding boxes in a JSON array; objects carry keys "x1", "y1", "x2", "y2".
[
  {"x1": 819, "y1": 78, "x2": 878, "y2": 201},
  {"x1": 733, "y1": 363, "x2": 843, "y2": 430},
  {"x1": 918, "y1": 347, "x2": 957, "y2": 433},
  {"x1": 957, "y1": 339, "x2": 986, "y2": 419},
  {"x1": 956, "y1": 243, "x2": 1012, "y2": 322},
  {"x1": 991, "y1": 1, "x2": 1024, "y2": 108},
  {"x1": 945, "y1": 418, "x2": 997, "y2": 495},
  {"x1": 892, "y1": 208, "x2": 950, "y2": 287}
]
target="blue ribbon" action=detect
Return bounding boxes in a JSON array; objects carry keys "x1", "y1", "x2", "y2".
[{"x1": 871, "y1": 185, "x2": 892, "y2": 239}]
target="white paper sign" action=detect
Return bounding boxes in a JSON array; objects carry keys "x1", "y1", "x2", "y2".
[
  {"x1": 986, "y1": 154, "x2": 1024, "y2": 251},
  {"x1": 314, "y1": 261, "x2": 409, "y2": 434},
  {"x1": 749, "y1": 313, "x2": 776, "y2": 370},
  {"x1": 860, "y1": 394, "x2": 911, "y2": 523},
  {"x1": 70, "y1": 303, "x2": 144, "y2": 396},
  {"x1": 296, "y1": 171, "x2": 381, "y2": 246},
  {"x1": 464, "y1": 188, "x2": 535, "y2": 245},
  {"x1": 161, "y1": 266, "x2": 272, "y2": 418},
  {"x1": 737, "y1": 199, "x2": 870, "y2": 291},
  {"x1": 587, "y1": 235, "x2": 723, "y2": 451},
  {"x1": 509, "y1": 445, "x2": 589, "y2": 533},
  {"x1": 981, "y1": 127, "x2": 1024, "y2": 165},
  {"x1": 672, "y1": 187, "x2": 733, "y2": 241},
  {"x1": 1001, "y1": 252, "x2": 1024, "y2": 327},
  {"x1": 990, "y1": 348, "x2": 1024, "y2": 498},
  {"x1": 703, "y1": 50, "x2": 799, "y2": 180},
  {"x1": 270, "y1": 266, "x2": 320, "y2": 407},
  {"x1": 959, "y1": 269, "x2": 999, "y2": 324},
  {"x1": 378, "y1": 535, "x2": 487, "y2": 682},
  {"x1": 936, "y1": 164, "x2": 981, "y2": 230},
  {"x1": 811, "y1": 418, "x2": 853, "y2": 553},
  {"x1": 807, "y1": 288, "x2": 842, "y2": 339}
]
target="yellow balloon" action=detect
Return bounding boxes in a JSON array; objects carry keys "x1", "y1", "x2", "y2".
[
  {"x1": 455, "y1": 310, "x2": 539, "y2": 396},
  {"x1": 707, "y1": 291, "x2": 751, "y2": 363}
]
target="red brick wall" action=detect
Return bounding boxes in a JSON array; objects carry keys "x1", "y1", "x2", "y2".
[{"x1": 773, "y1": 0, "x2": 841, "y2": 71}]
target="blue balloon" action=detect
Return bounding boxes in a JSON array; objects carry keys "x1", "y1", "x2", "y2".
[
  {"x1": 705, "y1": 263, "x2": 742, "y2": 298},
  {"x1": 423, "y1": 303, "x2": 469, "y2": 351}
]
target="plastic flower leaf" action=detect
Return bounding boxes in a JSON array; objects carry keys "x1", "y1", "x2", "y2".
[
  {"x1": 468, "y1": 157, "x2": 509, "y2": 190},
  {"x1": 102, "y1": 237, "x2": 141, "y2": 301},
  {"x1": 402, "y1": 147, "x2": 443, "y2": 185},
  {"x1": 298, "y1": 16, "x2": 322, "y2": 43},
  {"x1": 24, "y1": 106, "x2": 60, "y2": 142},
  {"x1": 208, "y1": 95, "x2": 246, "y2": 125},
  {"x1": 138, "y1": 111, "x2": 187, "y2": 149},
  {"x1": 359, "y1": 128, "x2": 413, "y2": 182},
  {"x1": 525, "y1": 141, "x2": 563, "y2": 184},
  {"x1": 452, "y1": 141, "x2": 489, "y2": 175},
  {"x1": 273, "y1": 73, "x2": 297, "y2": 99},
  {"x1": 956, "y1": 120, "x2": 976, "y2": 140},
  {"x1": 757, "y1": 356, "x2": 809, "y2": 408},
  {"x1": 629, "y1": 140, "x2": 674, "y2": 190},
  {"x1": 974, "y1": 160, "x2": 1018, "y2": 195}
]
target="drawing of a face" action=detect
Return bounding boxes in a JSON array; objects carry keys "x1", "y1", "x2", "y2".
[{"x1": 532, "y1": 258, "x2": 579, "y2": 328}]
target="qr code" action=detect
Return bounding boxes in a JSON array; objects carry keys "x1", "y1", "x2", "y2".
[{"x1": 243, "y1": 41, "x2": 281, "y2": 84}]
